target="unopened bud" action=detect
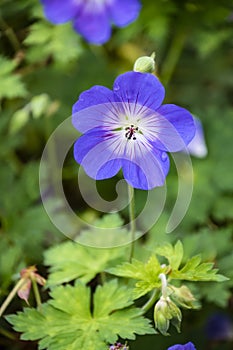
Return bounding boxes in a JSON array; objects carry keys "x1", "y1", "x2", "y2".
[
  {"x1": 133, "y1": 53, "x2": 156, "y2": 73},
  {"x1": 168, "y1": 285, "x2": 198, "y2": 309},
  {"x1": 154, "y1": 296, "x2": 182, "y2": 335}
]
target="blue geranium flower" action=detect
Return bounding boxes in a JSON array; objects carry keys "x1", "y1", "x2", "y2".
[
  {"x1": 187, "y1": 117, "x2": 208, "y2": 158},
  {"x1": 40, "y1": 0, "x2": 141, "y2": 44},
  {"x1": 205, "y1": 312, "x2": 233, "y2": 340},
  {"x1": 72, "y1": 71, "x2": 195, "y2": 190},
  {"x1": 167, "y1": 342, "x2": 196, "y2": 350}
]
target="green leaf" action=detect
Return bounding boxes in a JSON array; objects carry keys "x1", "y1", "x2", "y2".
[
  {"x1": 24, "y1": 21, "x2": 83, "y2": 64},
  {"x1": 44, "y1": 240, "x2": 127, "y2": 286},
  {"x1": 0, "y1": 55, "x2": 27, "y2": 99},
  {"x1": 78, "y1": 213, "x2": 140, "y2": 247},
  {"x1": 10, "y1": 93, "x2": 58, "y2": 134},
  {"x1": 200, "y1": 282, "x2": 232, "y2": 308},
  {"x1": 9, "y1": 109, "x2": 30, "y2": 134},
  {"x1": 156, "y1": 241, "x2": 183, "y2": 270},
  {"x1": 182, "y1": 227, "x2": 233, "y2": 261},
  {"x1": 94, "y1": 280, "x2": 133, "y2": 317},
  {"x1": 170, "y1": 255, "x2": 228, "y2": 282},
  {"x1": 6, "y1": 280, "x2": 155, "y2": 349},
  {"x1": 108, "y1": 255, "x2": 166, "y2": 299}
]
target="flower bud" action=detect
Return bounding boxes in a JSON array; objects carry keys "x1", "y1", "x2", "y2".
[
  {"x1": 154, "y1": 296, "x2": 182, "y2": 335},
  {"x1": 168, "y1": 285, "x2": 198, "y2": 309},
  {"x1": 133, "y1": 53, "x2": 155, "y2": 73}
]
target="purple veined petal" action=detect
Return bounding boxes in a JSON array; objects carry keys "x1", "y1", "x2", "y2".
[
  {"x1": 74, "y1": 129, "x2": 124, "y2": 179},
  {"x1": 72, "y1": 86, "x2": 115, "y2": 114},
  {"x1": 108, "y1": 0, "x2": 141, "y2": 27},
  {"x1": 187, "y1": 117, "x2": 208, "y2": 158},
  {"x1": 73, "y1": 128, "x2": 105, "y2": 164},
  {"x1": 73, "y1": 6, "x2": 111, "y2": 44},
  {"x1": 113, "y1": 72, "x2": 165, "y2": 111},
  {"x1": 94, "y1": 159, "x2": 122, "y2": 179},
  {"x1": 148, "y1": 104, "x2": 195, "y2": 152},
  {"x1": 40, "y1": 0, "x2": 80, "y2": 24},
  {"x1": 72, "y1": 102, "x2": 125, "y2": 133},
  {"x1": 122, "y1": 143, "x2": 170, "y2": 190},
  {"x1": 167, "y1": 342, "x2": 196, "y2": 350}
]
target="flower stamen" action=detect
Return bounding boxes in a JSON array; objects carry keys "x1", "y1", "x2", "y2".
[{"x1": 125, "y1": 125, "x2": 139, "y2": 140}]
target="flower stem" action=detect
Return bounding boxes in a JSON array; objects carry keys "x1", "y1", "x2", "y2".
[
  {"x1": 0, "y1": 278, "x2": 26, "y2": 317},
  {"x1": 128, "y1": 184, "x2": 136, "y2": 262},
  {"x1": 159, "y1": 273, "x2": 168, "y2": 298},
  {"x1": 160, "y1": 25, "x2": 188, "y2": 87},
  {"x1": 0, "y1": 327, "x2": 17, "y2": 340},
  {"x1": 31, "y1": 278, "x2": 42, "y2": 309},
  {"x1": 141, "y1": 289, "x2": 160, "y2": 314},
  {"x1": 44, "y1": 115, "x2": 60, "y2": 198},
  {"x1": 0, "y1": 15, "x2": 21, "y2": 52}
]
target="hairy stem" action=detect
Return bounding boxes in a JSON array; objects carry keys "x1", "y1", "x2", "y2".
[
  {"x1": 0, "y1": 279, "x2": 26, "y2": 317},
  {"x1": 159, "y1": 273, "x2": 168, "y2": 298}
]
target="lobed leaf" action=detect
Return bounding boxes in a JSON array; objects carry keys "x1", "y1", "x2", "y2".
[
  {"x1": 44, "y1": 240, "x2": 126, "y2": 286},
  {"x1": 0, "y1": 55, "x2": 27, "y2": 99},
  {"x1": 156, "y1": 240, "x2": 184, "y2": 270},
  {"x1": 170, "y1": 256, "x2": 228, "y2": 282},
  {"x1": 24, "y1": 21, "x2": 83, "y2": 64},
  {"x1": 108, "y1": 255, "x2": 167, "y2": 298},
  {"x1": 6, "y1": 280, "x2": 155, "y2": 349}
]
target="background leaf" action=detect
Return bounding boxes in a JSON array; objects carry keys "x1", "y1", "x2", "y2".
[{"x1": 44, "y1": 240, "x2": 127, "y2": 286}]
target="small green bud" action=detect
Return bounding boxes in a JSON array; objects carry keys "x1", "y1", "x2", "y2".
[
  {"x1": 167, "y1": 297, "x2": 182, "y2": 322},
  {"x1": 133, "y1": 53, "x2": 156, "y2": 73},
  {"x1": 168, "y1": 285, "x2": 198, "y2": 309},
  {"x1": 154, "y1": 298, "x2": 170, "y2": 335},
  {"x1": 154, "y1": 296, "x2": 182, "y2": 335}
]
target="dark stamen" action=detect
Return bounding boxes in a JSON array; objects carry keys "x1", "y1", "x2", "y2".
[{"x1": 125, "y1": 124, "x2": 138, "y2": 140}]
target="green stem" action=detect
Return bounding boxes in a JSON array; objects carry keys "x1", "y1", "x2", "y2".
[
  {"x1": 31, "y1": 279, "x2": 42, "y2": 309},
  {"x1": 99, "y1": 272, "x2": 106, "y2": 285},
  {"x1": 0, "y1": 327, "x2": 17, "y2": 340},
  {"x1": 0, "y1": 15, "x2": 21, "y2": 52},
  {"x1": 0, "y1": 278, "x2": 26, "y2": 317},
  {"x1": 44, "y1": 116, "x2": 60, "y2": 198},
  {"x1": 141, "y1": 289, "x2": 159, "y2": 314},
  {"x1": 128, "y1": 184, "x2": 136, "y2": 262},
  {"x1": 160, "y1": 26, "x2": 188, "y2": 87},
  {"x1": 159, "y1": 273, "x2": 168, "y2": 298}
]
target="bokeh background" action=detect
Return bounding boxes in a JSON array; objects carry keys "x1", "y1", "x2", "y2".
[{"x1": 0, "y1": 0, "x2": 232, "y2": 349}]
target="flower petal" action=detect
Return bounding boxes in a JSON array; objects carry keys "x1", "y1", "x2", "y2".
[
  {"x1": 73, "y1": 7, "x2": 111, "y2": 44},
  {"x1": 73, "y1": 86, "x2": 114, "y2": 114},
  {"x1": 149, "y1": 104, "x2": 195, "y2": 152},
  {"x1": 122, "y1": 144, "x2": 170, "y2": 190},
  {"x1": 74, "y1": 128, "x2": 106, "y2": 164},
  {"x1": 167, "y1": 342, "x2": 196, "y2": 350},
  {"x1": 17, "y1": 279, "x2": 31, "y2": 304},
  {"x1": 72, "y1": 101, "x2": 122, "y2": 133},
  {"x1": 40, "y1": 0, "x2": 79, "y2": 24},
  {"x1": 95, "y1": 159, "x2": 122, "y2": 179},
  {"x1": 113, "y1": 72, "x2": 165, "y2": 111},
  {"x1": 187, "y1": 117, "x2": 208, "y2": 158},
  {"x1": 74, "y1": 129, "x2": 123, "y2": 180},
  {"x1": 108, "y1": 0, "x2": 141, "y2": 27}
]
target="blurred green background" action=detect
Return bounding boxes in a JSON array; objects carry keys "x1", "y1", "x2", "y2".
[{"x1": 0, "y1": 0, "x2": 232, "y2": 349}]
